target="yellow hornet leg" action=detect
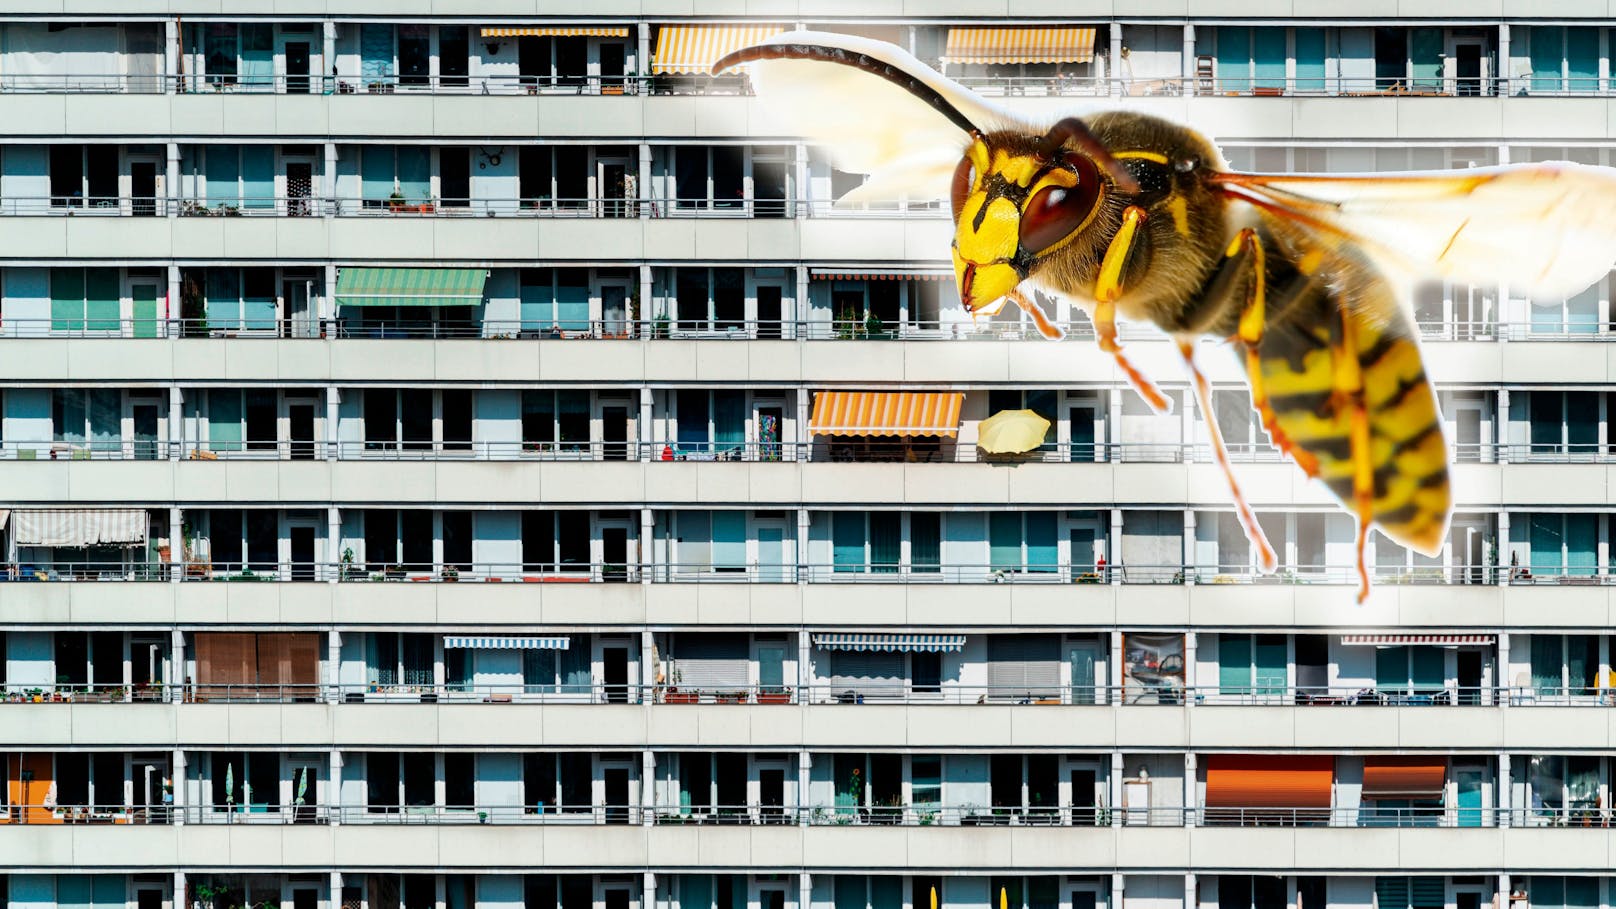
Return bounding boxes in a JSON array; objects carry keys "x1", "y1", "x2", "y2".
[
  {"x1": 1331, "y1": 308, "x2": 1375, "y2": 603},
  {"x1": 1228, "y1": 228, "x2": 1318, "y2": 478},
  {"x1": 1093, "y1": 205, "x2": 1168, "y2": 412},
  {"x1": 1180, "y1": 341, "x2": 1278, "y2": 573},
  {"x1": 1006, "y1": 288, "x2": 1065, "y2": 341}
]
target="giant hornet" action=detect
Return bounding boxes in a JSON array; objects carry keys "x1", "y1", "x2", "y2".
[{"x1": 716, "y1": 32, "x2": 1616, "y2": 601}]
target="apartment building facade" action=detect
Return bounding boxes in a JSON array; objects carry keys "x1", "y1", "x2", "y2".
[{"x1": 0, "y1": 7, "x2": 1614, "y2": 909}]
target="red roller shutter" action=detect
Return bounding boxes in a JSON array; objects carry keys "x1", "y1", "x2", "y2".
[{"x1": 1362, "y1": 756, "x2": 1446, "y2": 800}]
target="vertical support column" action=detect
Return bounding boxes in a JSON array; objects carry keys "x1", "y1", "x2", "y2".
[
  {"x1": 639, "y1": 387, "x2": 654, "y2": 461},
  {"x1": 798, "y1": 629, "x2": 811, "y2": 703},
  {"x1": 164, "y1": 19, "x2": 179, "y2": 93},
  {"x1": 639, "y1": 264, "x2": 654, "y2": 338},
  {"x1": 1109, "y1": 23, "x2": 1123, "y2": 96},
  {"x1": 1183, "y1": 632, "x2": 1197, "y2": 707},
  {"x1": 327, "y1": 506, "x2": 342, "y2": 582},
  {"x1": 643, "y1": 874, "x2": 657, "y2": 909},
  {"x1": 641, "y1": 750, "x2": 656, "y2": 825},
  {"x1": 1497, "y1": 511, "x2": 1511, "y2": 586},
  {"x1": 166, "y1": 264, "x2": 181, "y2": 334},
  {"x1": 328, "y1": 751, "x2": 343, "y2": 825},
  {"x1": 170, "y1": 629, "x2": 186, "y2": 703},
  {"x1": 168, "y1": 387, "x2": 184, "y2": 460},
  {"x1": 1497, "y1": 389, "x2": 1510, "y2": 463},
  {"x1": 1497, "y1": 631, "x2": 1511, "y2": 706},
  {"x1": 323, "y1": 141, "x2": 338, "y2": 215},
  {"x1": 168, "y1": 507, "x2": 183, "y2": 583},
  {"x1": 1108, "y1": 391, "x2": 1124, "y2": 462},
  {"x1": 327, "y1": 630, "x2": 342, "y2": 702},
  {"x1": 1499, "y1": 876, "x2": 1511, "y2": 909},
  {"x1": 637, "y1": 142, "x2": 652, "y2": 218},
  {"x1": 798, "y1": 752, "x2": 812, "y2": 824},
  {"x1": 794, "y1": 265, "x2": 809, "y2": 341},
  {"x1": 171, "y1": 750, "x2": 186, "y2": 823},
  {"x1": 794, "y1": 143, "x2": 809, "y2": 219},
  {"x1": 1497, "y1": 24, "x2": 1510, "y2": 96},
  {"x1": 1498, "y1": 752, "x2": 1512, "y2": 827},
  {"x1": 1183, "y1": 755, "x2": 1197, "y2": 827},
  {"x1": 1182, "y1": 25, "x2": 1196, "y2": 93},
  {"x1": 1182, "y1": 510, "x2": 1196, "y2": 584},
  {"x1": 796, "y1": 507, "x2": 811, "y2": 583},
  {"x1": 325, "y1": 386, "x2": 341, "y2": 460},
  {"x1": 323, "y1": 21, "x2": 337, "y2": 90},
  {"x1": 637, "y1": 23, "x2": 651, "y2": 80},
  {"x1": 323, "y1": 263, "x2": 339, "y2": 333},
  {"x1": 1184, "y1": 874, "x2": 1196, "y2": 909},
  {"x1": 799, "y1": 873, "x2": 814, "y2": 909},
  {"x1": 165, "y1": 143, "x2": 180, "y2": 218},
  {"x1": 434, "y1": 872, "x2": 446, "y2": 909},
  {"x1": 640, "y1": 508, "x2": 655, "y2": 584},
  {"x1": 175, "y1": 871, "x2": 187, "y2": 908},
  {"x1": 1109, "y1": 633, "x2": 1124, "y2": 706},
  {"x1": 1109, "y1": 509, "x2": 1123, "y2": 584},
  {"x1": 1112, "y1": 874, "x2": 1126, "y2": 909},
  {"x1": 330, "y1": 872, "x2": 344, "y2": 909}
]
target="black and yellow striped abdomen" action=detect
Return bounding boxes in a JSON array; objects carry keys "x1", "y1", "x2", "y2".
[{"x1": 1250, "y1": 237, "x2": 1451, "y2": 555}]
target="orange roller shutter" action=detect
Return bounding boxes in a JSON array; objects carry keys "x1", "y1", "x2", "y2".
[
  {"x1": 1362, "y1": 756, "x2": 1446, "y2": 800},
  {"x1": 1204, "y1": 754, "x2": 1334, "y2": 808}
]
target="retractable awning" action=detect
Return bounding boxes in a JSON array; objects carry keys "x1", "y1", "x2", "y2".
[
  {"x1": 334, "y1": 268, "x2": 488, "y2": 308},
  {"x1": 809, "y1": 391, "x2": 964, "y2": 438},
  {"x1": 13, "y1": 509, "x2": 147, "y2": 547},
  {"x1": 942, "y1": 27, "x2": 1098, "y2": 65},
  {"x1": 1341, "y1": 634, "x2": 1493, "y2": 646},
  {"x1": 809, "y1": 269, "x2": 951, "y2": 281},
  {"x1": 442, "y1": 636, "x2": 570, "y2": 650},
  {"x1": 1362, "y1": 756, "x2": 1447, "y2": 800},
  {"x1": 651, "y1": 25, "x2": 785, "y2": 74},
  {"x1": 813, "y1": 633, "x2": 966, "y2": 653},
  {"x1": 1204, "y1": 754, "x2": 1334, "y2": 808},
  {"x1": 480, "y1": 27, "x2": 630, "y2": 38}
]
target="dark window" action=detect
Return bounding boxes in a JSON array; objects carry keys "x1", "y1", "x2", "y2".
[
  {"x1": 524, "y1": 753, "x2": 557, "y2": 811},
  {"x1": 364, "y1": 509, "x2": 397, "y2": 569},
  {"x1": 712, "y1": 146, "x2": 744, "y2": 209},
  {"x1": 912, "y1": 652, "x2": 942, "y2": 692},
  {"x1": 401, "y1": 389, "x2": 432, "y2": 451},
  {"x1": 440, "y1": 148, "x2": 470, "y2": 207},
  {"x1": 400, "y1": 510, "x2": 433, "y2": 570},
  {"x1": 92, "y1": 752, "x2": 123, "y2": 809},
  {"x1": 525, "y1": 876, "x2": 557, "y2": 909},
  {"x1": 444, "y1": 753, "x2": 474, "y2": 808},
  {"x1": 441, "y1": 390, "x2": 472, "y2": 451},
  {"x1": 520, "y1": 148, "x2": 552, "y2": 206},
  {"x1": 212, "y1": 751, "x2": 246, "y2": 807},
  {"x1": 557, "y1": 511, "x2": 589, "y2": 571},
  {"x1": 398, "y1": 26, "x2": 430, "y2": 86},
  {"x1": 713, "y1": 268, "x2": 744, "y2": 329},
  {"x1": 442, "y1": 511, "x2": 472, "y2": 572},
  {"x1": 245, "y1": 510, "x2": 277, "y2": 572},
  {"x1": 51, "y1": 145, "x2": 84, "y2": 207},
  {"x1": 364, "y1": 389, "x2": 397, "y2": 449},
  {"x1": 439, "y1": 27, "x2": 469, "y2": 86},
  {"x1": 366, "y1": 752, "x2": 399, "y2": 811},
  {"x1": 212, "y1": 509, "x2": 244, "y2": 570},
  {"x1": 245, "y1": 390, "x2": 276, "y2": 451},
  {"x1": 1374, "y1": 29, "x2": 1408, "y2": 90},
  {"x1": 558, "y1": 752, "x2": 590, "y2": 812},
  {"x1": 56, "y1": 753, "x2": 89, "y2": 807},
  {"x1": 522, "y1": 512, "x2": 555, "y2": 571},
  {"x1": 402, "y1": 753, "x2": 434, "y2": 806},
  {"x1": 86, "y1": 145, "x2": 118, "y2": 206}
]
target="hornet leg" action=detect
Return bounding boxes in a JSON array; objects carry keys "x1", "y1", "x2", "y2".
[
  {"x1": 1180, "y1": 340, "x2": 1278, "y2": 573},
  {"x1": 1092, "y1": 205, "x2": 1168, "y2": 412}
]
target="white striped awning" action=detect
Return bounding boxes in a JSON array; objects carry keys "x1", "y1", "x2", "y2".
[
  {"x1": 12, "y1": 509, "x2": 147, "y2": 547},
  {"x1": 813, "y1": 633, "x2": 967, "y2": 653},
  {"x1": 651, "y1": 25, "x2": 785, "y2": 74},
  {"x1": 480, "y1": 27, "x2": 630, "y2": 38},
  {"x1": 1341, "y1": 634, "x2": 1494, "y2": 646},
  {"x1": 443, "y1": 636, "x2": 571, "y2": 650},
  {"x1": 942, "y1": 27, "x2": 1098, "y2": 65}
]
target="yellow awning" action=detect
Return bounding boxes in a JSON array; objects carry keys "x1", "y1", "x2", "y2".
[
  {"x1": 480, "y1": 27, "x2": 630, "y2": 38},
  {"x1": 652, "y1": 25, "x2": 785, "y2": 74},
  {"x1": 942, "y1": 27, "x2": 1097, "y2": 65},
  {"x1": 809, "y1": 391, "x2": 964, "y2": 438}
]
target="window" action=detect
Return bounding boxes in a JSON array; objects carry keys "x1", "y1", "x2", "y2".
[
  {"x1": 675, "y1": 511, "x2": 745, "y2": 573},
  {"x1": 1374, "y1": 878, "x2": 1446, "y2": 909},
  {"x1": 185, "y1": 267, "x2": 275, "y2": 332},
  {"x1": 398, "y1": 25, "x2": 430, "y2": 86},
  {"x1": 989, "y1": 512, "x2": 1057, "y2": 573},
  {"x1": 676, "y1": 390, "x2": 746, "y2": 455},
  {"x1": 834, "y1": 877, "x2": 903, "y2": 909},
  {"x1": 1530, "y1": 27, "x2": 1601, "y2": 93},
  {"x1": 1528, "y1": 878, "x2": 1600, "y2": 909},
  {"x1": 53, "y1": 389, "x2": 120, "y2": 451},
  {"x1": 50, "y1": 268, "x2": 120, "y2": 333},
  {"x1": 1217, "y1": 634, "x2": 1287, "y2": 697},
  {"x1": 521, "y1": 390, "x2": 591, "y2": 453},
  {"x1": 674, "y1": 146, "x2": 746, "y2": 210},
  {"x1": 1524, "y1": 391, "x2": 1600, "y2": 456},
  {"x1": 1374, "y1": 645, "x2": 1446, "y2": 696},
  {"x1": 1212, "y1": 27, "x2": 1286, "y2": 93},
  {"x1": 830, "y1": 512, "x2": 902, "y2": 573},
  {"x1": 668, "y1": 267, "x2": 746, "y2": 331},
  {"x1": 1516, "y1": 512, "x2": 1598, "y2": 577},
  {"x1": 522, "y1": 511, "x2": 591, "y2": 573},
  {"x1": 444, "y1": 753, "x2": 474, "y2": 807},
  {"x1": 519, "y1": 268, "x2": 592, "y2": 332},
  {"x1": 1528, "y1": 634, "x2": 1600, "y2": 697},
  {"x1": 911, "y1": 756, "x2": 941, "y2": 809},
  {"x1": 439, "y1": 27, "x2": 470, "y2": 87},
  {"x1": 911, "y1": 652, "x2": 942, "y2": 693},
  {"x1": 50, "y1": 145, "x2": 118, "y2": 209},
  {"x1": 987, "y1": 390, "x2": 1057, "y2": 449}
]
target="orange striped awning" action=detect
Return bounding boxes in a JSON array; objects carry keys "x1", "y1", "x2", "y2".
[
  {"x1": 810, "y1": 270, "x2": 951, "y2": 282},
  {"x1": 652, "y1": 25, "x2": 785, "y2": 74},
  {"x1": 1204, "y1": 754, "x2": 1334, "y2": 809},
  {"x1": 481, "y1": 27, "x2": 631, "y2": 38},
  {"x1": 942, "y1": 27, "x2": 1097, "y2": 65},
  {"x1": 809, "y1": 391, "x2": 964, "y2": 438},
  {"x1": 1362, "y1": 757, "x2": 1446, "y2": 800},
  {"x1": 1342, "y1": 635, "x2": 1493, "y2": 646}
]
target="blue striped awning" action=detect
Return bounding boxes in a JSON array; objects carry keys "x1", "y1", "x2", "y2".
[
  {"x1": 812, "y1": 633, "x2": 966, "y2": 653},
  {"x1": 442, "y1": 636, "x2": 570, "y2": 650}
]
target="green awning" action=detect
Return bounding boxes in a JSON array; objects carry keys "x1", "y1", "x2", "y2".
[{"x1": 335, "y1": 267, "x2": 487, "y2": 308}]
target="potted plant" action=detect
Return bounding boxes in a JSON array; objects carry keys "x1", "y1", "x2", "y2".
[
  {"x1": 385, "y1": 564, "x2": 406, "y2": 581},
  {"x1": 340, "y1": 547, "x2": 359, "y2": 581},
  {"x1": 441, "y1": 566, "x2": 460, "y2": 582},
  {"x1": 652, "y1": 311, "x2": 670, "y2": 339},
  {"x1": 757, "y1": 686, "x2": 792, "y2": 704},
  {"x1": 386, "y1": 191, "x2": 406, "y2": 212}
]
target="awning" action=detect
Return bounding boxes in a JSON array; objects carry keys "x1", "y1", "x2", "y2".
[
  {"x1": 443, "y1": 636, "x2": 570, "y2": 650},
  {"x1": 1362, "y1": 756, "x2": 1446, "y2": 800},
  {"x1": 1342, "y1": 634, "x2": 1493, "y2": 646},
  {"x1": 651, "y1": 25, "x2": 785, "y2": 74},
  {"x1": 334, "y1": 268, "x2": 488, "y2": 309},
  {"x1": 942, "y1": 27, "x2": 1097, "y2": 65},
  {"x1": 809, "y1": 391, "x2": 964, "y2": 438},
  {"x1": 12, "y1": 509, "x2": 147, "y2": 547},
  {"x1": 480, "y1": 27, "x2": 630, "y2": 38},
  {"x1": 810, "y1": 269, "x2": 951, "y2": 281},
  {"x1": 1204, "y1": 754, "x2": 1334, "y2": 808},
  {"x1": 814, "y1": 633, "x2": 966, "y2": 653}
]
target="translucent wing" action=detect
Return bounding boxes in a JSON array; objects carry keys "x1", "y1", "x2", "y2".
[
  {"x1": 1214, "y1": 163, "x2": 1616, "y2": 300},
  {"x1": 714, "y1": 30, "x2": 1033, "y2": 205}
]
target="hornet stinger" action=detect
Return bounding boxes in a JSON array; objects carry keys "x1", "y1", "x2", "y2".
[{"x1": 715, "y1": 31, "x2": 1616, "y2": 601}]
